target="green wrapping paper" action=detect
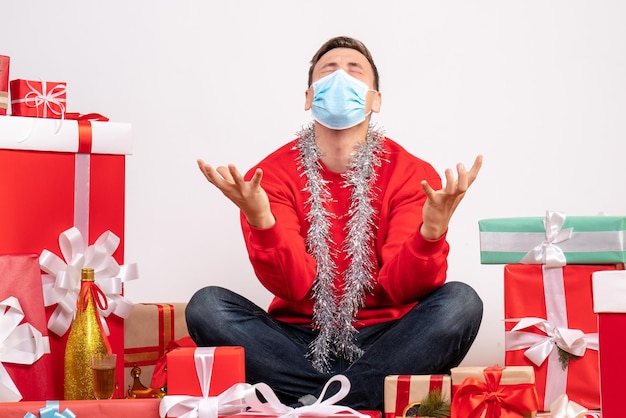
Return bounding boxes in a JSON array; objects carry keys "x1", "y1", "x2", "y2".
[{"x1": 479, "y1": 211, "x2": 626, "y2": 265}]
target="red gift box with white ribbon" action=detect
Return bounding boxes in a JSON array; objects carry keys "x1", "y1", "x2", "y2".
[
  {"x1": 0, "y1": 115, "x2": 133, "y2": 399},
  {"x1": 504, "y1": 264, "x2": 623, "y2": 411},
  {"x1": 162, "y1": 354, "x2": 375, "y2": 418},
  {"x1": 0, "y1": 254, "x2": 54, "y2": 401},
  {"x1": 166, "y1": 347, "x2": 246, "y2": 398},
  {"x1": 10, "y1": 78, "x2": 67, "y2": 119}
]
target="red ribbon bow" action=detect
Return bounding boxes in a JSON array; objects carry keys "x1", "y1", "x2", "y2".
[
  {"x1": 65, "y1": 112, "x2": 109, "y2": 122},
  {"x1": 64, "y1": 112, "x2": 109, "y2": 153},
  {"x1": 76, "y1": 280, "x2": 109, "y2": 313},
  {"x1": 76, "y1": 280, "x2": 113, "y2": 353},
  {"x1": 452, "y1": 366, "x2": 539, "y2": 418}
]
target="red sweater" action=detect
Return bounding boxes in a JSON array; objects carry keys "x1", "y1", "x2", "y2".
[{"x1": 242, "y1": 137, "x2": 449, "y2": 328}]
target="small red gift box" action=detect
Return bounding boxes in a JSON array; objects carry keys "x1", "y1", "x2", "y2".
[
  {"x1": 592, "y1": 270, "x2": 626, "y2": 418},
  {"x1": 384, "y1": 375, "x2": 451, "y2": 418},
  {"x1": 504, "y1": 264, "x2": 622, "y2": 411},
  {"x1": 10, "y1": 78, "x2": 67, "y2": 118},
  {"x1": 0, "y1": 254, "x2": 55, "y2": 401},
  {"x1": 0, "y1": 115, "x2": 132, "y2": 400},
  {"x1": 166, "y1": 346, "x2": 246, "y2": 396},
  {"x1": 450, "y1": 365, "x2": 539, "y2": 418},
  {"x1": 0, "y1": 55, "x2": 9, "y2": 115}
]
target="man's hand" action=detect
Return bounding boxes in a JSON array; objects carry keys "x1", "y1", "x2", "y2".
[
  {"x1": 420, "y1": 155, "x2": 483, "y2": 240},
  {"x1": 197, "y1": 159, "x2": 275, "y2": 229}
]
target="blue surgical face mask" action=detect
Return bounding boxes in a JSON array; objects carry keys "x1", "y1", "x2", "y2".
[{"x1": 311, "y1": 69, "x2": 376, "y2": 130}]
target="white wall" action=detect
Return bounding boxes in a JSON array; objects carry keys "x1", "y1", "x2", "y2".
[{"x1": 5, "y1": 1, "x2": 626, "y2": 367}]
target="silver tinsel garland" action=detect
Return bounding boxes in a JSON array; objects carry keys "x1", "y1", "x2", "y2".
[{"x1": 295, "y1": 122, "x2": 386, "y2": 373}]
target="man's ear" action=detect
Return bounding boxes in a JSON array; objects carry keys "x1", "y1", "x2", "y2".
[
  {"x1": 304, "y1": 88, "x2": 313, "y2": 111},
  {"x1": 370, "y1": 91, "x2": 382, "y2": 113}
]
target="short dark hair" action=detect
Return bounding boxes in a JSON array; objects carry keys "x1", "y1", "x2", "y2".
[{"x1": 308, "y1": 36, "x2": 380, "y2": 90}]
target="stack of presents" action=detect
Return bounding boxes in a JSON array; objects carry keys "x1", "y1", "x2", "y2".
[{"x1": 2, "y1": 52, "x2": 626, "y2": 418}]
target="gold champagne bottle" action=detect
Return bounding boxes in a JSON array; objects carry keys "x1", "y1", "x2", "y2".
[{"x1": 64, "y1": 268, "x2": 111, "y2": 399}]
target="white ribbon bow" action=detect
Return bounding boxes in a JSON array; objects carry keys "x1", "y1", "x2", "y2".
[
  {"x1": 245, "y1": 374, "x2": 369, "y2": 418},
  {"x1": 159, "y1": 347, "x2": 250, "y2": 418},
  {"x1": 549, "y1": 394, "x2": 589, "y2": 418},
  {"x1": 505, "y1": 317, "x2": 598, "y2": 367},
  {"x1": 11, "y1": 80, "x2": 67, "y2": 118},
  {"x1": 159, "y1": 347, "x2": 367, "y2": 418},
  {"x1": 39, "y1": 227, "x2": 139, "y2": 337},
  {"x1": 0, "y1": 296, "x2": 51, "y2": 402},
  {"x1": 521, "y1": 211, "x2": 573, "y2": 267}
]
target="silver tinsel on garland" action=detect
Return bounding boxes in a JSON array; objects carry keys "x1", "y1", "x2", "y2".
[{"x1": 295, "y1": 122, "x2": 386, "y2": 373}]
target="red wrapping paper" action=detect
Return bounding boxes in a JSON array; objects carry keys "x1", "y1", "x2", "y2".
[
  {"x1": 0, "y1": 55, "x2": 9, "y2": 115},
  {"x1": 0, "y1": 148, "x2": 126, "y2": 400},
  {"x1": 592, "y1": 270, "x2": 626, "y2": 418},
  {"x1": 504, "y1": 264, "x2": 622, "y2": 411},
  {"x1": 0, "y1": 254, "x2": 55, "y2": 401},
  {"x1": 166, "y1": 347, "x2": 245, "y2": 396},
  {"x1": 9, "y1": 78, "x2": 67, "y2": 118},
  {"x1": 596, "y1": 313, "x2": 624, "y2": 418}
]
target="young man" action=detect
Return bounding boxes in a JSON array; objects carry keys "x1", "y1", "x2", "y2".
[{"x1": 188, "y1": 36, "x2": 483, "y2": 410}]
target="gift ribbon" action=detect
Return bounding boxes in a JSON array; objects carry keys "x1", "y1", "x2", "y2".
[
  {"x1": 245, "y1": 374, "x2": 369, "y2": 418},
  {"x1": 73, "y1": 150, "x2": 91, "y2": 239},
  {"x1": 65, "y1": 113, "x2": 109, "y2": 154},
  {"x1": 548, "y1": 394, "x2": 589, "y2": 418},
  {"x1": 451, "y1": 366, "x2": 539, "y2": 418},
  {"x1": 520, "y1": 211, "x2": 573, "y2": 267},
  {"x1": 76, "y1": 279, "x2": 113, "y2": 354},
  {"x1": 11, "y1": 80, "x2": 66, "y2": 118},
  {"x1": 505, "y1": 317, "x2": 598, "y2": 366},
  {"x1": 23, "y1": 400, "x2": 76, "y2": 418},
  {"x1": 65, "y1": 112, "x2": 110, "y2": 122},
  {"x1": 40, "y1": 227, "x2": 139, "y2": 337},
  {"x1": 0, "y1": 297, "x2": 51, "y2": 402},
  {"x1": 69, "y1": 113, "x2": 107, "y2": 238},
  {"x1": 159, "y1": 347, "x2": 251, "y2": 418}
]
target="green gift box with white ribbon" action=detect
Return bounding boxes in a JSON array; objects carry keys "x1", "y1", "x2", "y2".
[{"x1": 478, "y1": 211, "x2": 626, "y2": 265}]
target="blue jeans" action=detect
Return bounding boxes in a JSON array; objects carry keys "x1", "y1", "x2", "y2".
[{"x1": 185, "y1": 281, "x2": 482, "y2": 411}]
